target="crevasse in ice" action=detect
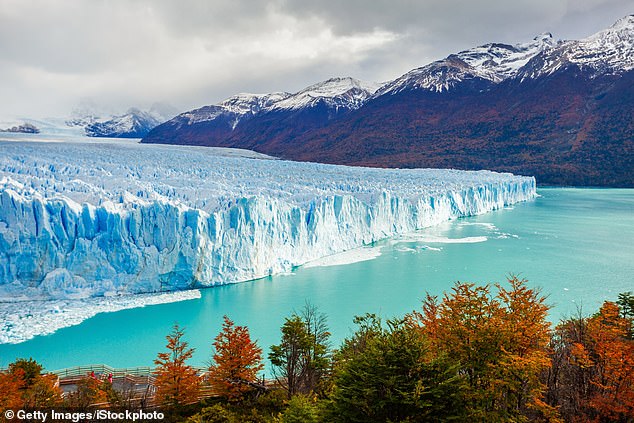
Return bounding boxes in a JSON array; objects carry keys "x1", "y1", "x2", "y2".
[{"x1": 0, "y1": 141, "x2": 536, "y2": 300}]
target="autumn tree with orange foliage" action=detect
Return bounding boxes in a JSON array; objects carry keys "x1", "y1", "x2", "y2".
[
  {"x1": 154, "y1": 324, "x2": 201, "y2": 408},
  {"x1": 208, "y1": 316, "x2": 264, "y2": 401},
  {"x1": 0, "y1": 368, "x2": 25, "y2": 412},
  {"x1": 548, "y1": 301, "x2": 634, "y2": 422},
  {"x1": 22, "y1": 373, "x2": 63, "y2": 409},
  {"x1": 412, "y1": 276, "x2": 556, "y2": 422},
  {"x1": 586, "y1": 302, "x2": 634, "y2": 421},
  {"x1": 0, "y1": 358, "x2": 62, "y2": 411}
]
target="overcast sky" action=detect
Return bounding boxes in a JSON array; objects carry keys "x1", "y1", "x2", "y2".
[{"x1": 0, "y1": 0, "x2": 631, "y2": 120}]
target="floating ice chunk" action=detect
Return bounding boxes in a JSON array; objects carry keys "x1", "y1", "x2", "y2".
[
  {"x1": 458, "y1": 222, "x2": 498, "y2": 230},
  {"x1": 394, "y1": 234, "x2": 489, "y2": 244},
  {"x1": 303, "y1": 246, "x2": 382, "y2": 268}
]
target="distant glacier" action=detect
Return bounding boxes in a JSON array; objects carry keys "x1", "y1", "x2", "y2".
[{"x1": 0, "y1": 140, "x2": 536, "y2": 301}]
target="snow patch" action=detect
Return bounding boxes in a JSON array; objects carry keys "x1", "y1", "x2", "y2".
[{"x1": 269, "y1": 77, "x2": 380, "y2": 111}]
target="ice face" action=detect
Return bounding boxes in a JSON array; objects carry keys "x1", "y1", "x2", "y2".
[{"x1": 0, "y1": 141, "x2": 536, "y2": 300}]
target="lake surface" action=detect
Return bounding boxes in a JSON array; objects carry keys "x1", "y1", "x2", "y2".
[{"x1": 1, "y1": 188, "x2": 632, "y2": 372}]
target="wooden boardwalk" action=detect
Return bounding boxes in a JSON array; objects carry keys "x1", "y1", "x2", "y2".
[
  {"x1": 52, "y1": 364, "x2": 159, "y2": 406},
  {"x1": 51, "y1": 364, "x2": 274, "y2": 408}
]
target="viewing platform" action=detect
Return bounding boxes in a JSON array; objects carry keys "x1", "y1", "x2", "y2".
[{"x1": 48, "y1": 364, "x2": 272, "y2": 408}]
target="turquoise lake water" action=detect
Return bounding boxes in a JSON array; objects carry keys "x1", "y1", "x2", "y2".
[{"x1": 1, "y1": 188, "x2": 632, "y2": 371}]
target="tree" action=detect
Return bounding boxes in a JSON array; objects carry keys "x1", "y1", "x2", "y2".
[
  {"x1": 299, "y1": 302, "x2": 331, "y2": 395},
  {"x1": 185, "y1": 403, "x2": 241, "y2": 423},
  {"x1": 9, "y1": 358, "x2": 42, "y2": 386},
  {"x1": 547, "y1": 299, "x2": 634, "y2": 423},
  {"x1": 269, "y1": 303, "x2": 331, "y2": 398},
  {"x1": 1, "y1": 358, "x2": 62, "y2": 409},
  {"x1": 495, "y1": 276, "x2": 553, "y2": 419},
  {"x1": 154, "y1": 324, "x2": 201, "y2": 407},
  {"x1": 0, "y1": 368, "x2": 25, "y2": 411},
  {"x1": 413, "y1": 276, "x2": 555, "y2": 421},
  {"x1": 617, "y1": 292, "x2": 634, "y2": 319},
  {"x1": 22, "y1": 373, "x2": 63, "y2": 409},
  {"x1": 270, "y1": 315, "x2": 312, "y2": 398},
  {"x1": 617, "y1": 292, "x2": 634, "y2": 339},
  {"x1": 337, "y1": 313, "x2": 383, "y2": 357},
  {"x1": 208, "y1": 315, "x2": 264, "y2": 401},
  {"x1": 279, "y1": 395, "x2": 321, "y2": 423},
  {"x1": 584, "y1": 301, "x2": 634, "y2": 422},
  {"x1": 546, "y1": 311, "x2": 588, "y2": 421},
  {"x1": 330, "y1": 315, "x2": 467, "y2": 422}
]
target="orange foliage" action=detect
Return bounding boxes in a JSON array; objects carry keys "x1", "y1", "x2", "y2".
[
  {"x1": 549, "y1": 301, "x2": 634, "y2": 422},
  {"x1": 23, "y1": 373, "x2": 63, "y2": 408},
  {"x1": 154, "y1": 324, "x2": 201, "y2": 407},
  {"x1": 413, "y1": 276, "x2": 555, "y2": 421},
  {"x1": 208, "y1": 316, "x2": 264, "y2": 401},
  {"x1": 0, "y1": 368, "x2": 25, "y2": 411},
  {"x1": 583, "y1": 302, "x2": 634, "y2": 421},
  {"x1": 0, "y1": 364, "x2": 62, "y2": 411}
]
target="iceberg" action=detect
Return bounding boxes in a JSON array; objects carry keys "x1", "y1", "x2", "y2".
[{"x1": 0, "y1": 140, "x2": 536, "y2": 301}]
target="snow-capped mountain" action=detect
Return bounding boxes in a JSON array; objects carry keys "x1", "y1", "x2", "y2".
[
  {"x1": 143, "y1": 77, "x2": 380, "y2": 148},
  {"x1": 220, "y1": 92, "x2": 292, "y2": 115},
  {"x1": 67, "y1": 102, "x2": 178, "y2": 138},
  {"x1": 377, "y1": 33, "x2": 555, "y2": 95},
  {"x1": 143, "y1": 15, "x2": 634, "y2": 187},
  {"x1": 518, "y1": 15, "x2": 634, "y2": 79},
  {"x1": 178, "y1": 92, "x2": 291, "y2": 129},
  {"x1": 165, "y1": 77, "x2": 377, "y2": 129},
  {"x1": 85, "y1": 108, "x2": 162, "y2": 138},
  {"x1": 268, "y1": 77, "x2": 381, "y2": 111},
  {"x1": 380, "y1": 15, "x2": 633, "y2": 94}
]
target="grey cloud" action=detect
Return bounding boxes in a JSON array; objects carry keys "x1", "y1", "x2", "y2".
[
  {"x1": 276, "y1": 0, "x2": 631, "y2": 53},
  {"x1": 277, "y1": 0, "x2": 563, "y2": 36},
  {"x1": 0, "y1": 0, "x2": 631, "y2": 120},
  {"x1": 147, "y1": 0, "x2": 274, "y2": 37}
]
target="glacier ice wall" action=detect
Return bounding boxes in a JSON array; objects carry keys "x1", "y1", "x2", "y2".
[{"x1": 0, "y1": 141, "x2": 536, "y2": 300}]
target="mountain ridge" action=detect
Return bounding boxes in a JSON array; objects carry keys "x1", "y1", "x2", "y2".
[
  {"x1": 143, "y1": 15, "x2": 634, "y2": 187},
  {"x1": 66, "y1": 103, "x2": 178, "y2": 138}
]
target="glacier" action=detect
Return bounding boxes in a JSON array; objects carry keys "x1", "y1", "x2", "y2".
[{"x1": 0, "y1": 139, "x2": 536, "y2": 301}]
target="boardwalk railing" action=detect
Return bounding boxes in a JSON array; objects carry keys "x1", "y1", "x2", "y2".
[
  {"x1": 52, "y1": 364, "x2": 152, "y2": 379},
  {"x1": 52, "y1": 364, "x2": 207, "y2": 379},
  {"x1": 45, "y1": 364, "x2": 278, "y2": 408}
]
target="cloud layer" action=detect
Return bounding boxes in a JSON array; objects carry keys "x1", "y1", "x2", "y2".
[{"x1": 0, "y1": 0, "x2": 631, "y2": 119}]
